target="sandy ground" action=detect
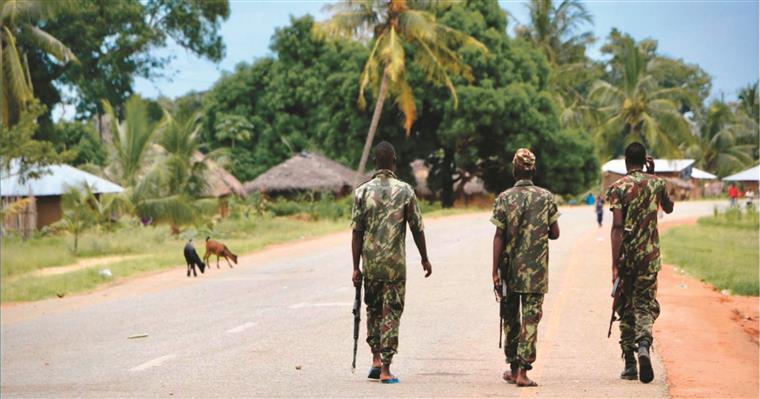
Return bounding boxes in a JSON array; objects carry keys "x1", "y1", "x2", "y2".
[{"x1": 655, "y1": 218, "x2": 759, "y2": 399}]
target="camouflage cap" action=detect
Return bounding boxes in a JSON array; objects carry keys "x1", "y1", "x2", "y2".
[{"x1": 513, "y1": 148, "x2": 536, "y2": 171}]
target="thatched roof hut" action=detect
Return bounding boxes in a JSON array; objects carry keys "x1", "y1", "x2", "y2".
[
  {"x1": 192, "y1": 153, "x2": 246, "y2": 198},
  {"x1": 243, "y1": 152, "x2": 363, "y2": 197}
]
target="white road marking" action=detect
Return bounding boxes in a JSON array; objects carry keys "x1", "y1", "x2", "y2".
[
  {"x1": 289, "y1": 302, "x2": 352, "y2": 309},
  {"x1": 129, "y1": 354, "x2": 177, "y2": 372},
  {"x1": 226, "y1": 322, "x2": 256, "y2": 334}
]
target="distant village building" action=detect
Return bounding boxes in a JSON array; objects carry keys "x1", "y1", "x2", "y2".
[
  {"x1": 410, "y1": 160, "x2": 491, "y2": 207},
  {"x1": 243, "y1": 152, "x2": 364, "y2": 197},
  {"x1": 1, "y1": 162, "x2": 124, "y2": 232},
  {"x1": 723, "y1": 165, "x2": 760, "y2": 193},
  {"x1": 691, "y1": 167, "x2": 721, "y2": 198},
  {"x1": 602, "y1": 159, "x2": 697, "y2": 200},
  {"x1": 193, "y1": 153, "x2": 247, "y2": 217}
]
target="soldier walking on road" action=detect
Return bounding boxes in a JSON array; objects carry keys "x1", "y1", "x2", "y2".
[
  {"x1": 351, "y1": 141, "x2": 432, "y2": 385},
  {"x1": 606, "y1": 142, "x2": 674, "y2": 384},
  {"x1": 491, "y1": 148, "x2": 560, "y2": 387}
]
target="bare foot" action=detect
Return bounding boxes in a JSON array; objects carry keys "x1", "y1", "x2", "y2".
[
  {"x1": 502, "y1": 369, "x2": 517, "y2": 384},
  {"x1": 515, "y1": 369, "x2": 538, "y2": 387},
  {"x1": 372, "y1": 353, "x2": 382, "y2": 369},
  {"x1": 380, "y1": 364, "x2": 398, "y2": 382}
]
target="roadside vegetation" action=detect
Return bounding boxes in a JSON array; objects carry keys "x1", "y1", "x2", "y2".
[{"x1": 662, "y1": 208, "x2": 759, "y2": 296}]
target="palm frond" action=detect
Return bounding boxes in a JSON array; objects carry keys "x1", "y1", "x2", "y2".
[
  {"x1": 380, "y1": 28, "x2": 405, "y2": 83},
  {"x1": 19, "y1": 24, "x2": 77, "y2": 63},
  {"x1": 357, "y1": 31, "x2": 385, "y2": 110},
  {"x1": 391, "y1": 76, "x2": 416, "y2": 135}
]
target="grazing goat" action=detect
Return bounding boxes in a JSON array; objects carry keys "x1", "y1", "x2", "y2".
[
  {"x1": 204, "y1": 237, "x2": 238, "y2": 269},
  {"x1": 184, "y1": 240, "x2": 206, "y2": 277}
]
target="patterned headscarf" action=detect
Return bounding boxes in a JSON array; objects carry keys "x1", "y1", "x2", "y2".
[{"x1": 513, "y1": 148, "x2": 536, "y2": 172}]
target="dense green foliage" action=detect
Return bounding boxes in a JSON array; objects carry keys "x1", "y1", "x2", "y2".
[
  {"x1": 200, "y1": 2, "x2": 600, "y2": 203},
  {"x1": 27, "y1": 0, "x2": 229, "y2": 120}
]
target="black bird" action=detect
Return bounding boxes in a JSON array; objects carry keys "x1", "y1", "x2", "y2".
[{"x1": 184, "y1": 239, "x2": 206, "y2": 277}]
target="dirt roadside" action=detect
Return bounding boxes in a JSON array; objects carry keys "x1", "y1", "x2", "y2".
[{"x1": 657, "y1": 219, "x2": 759, "y2": 399}]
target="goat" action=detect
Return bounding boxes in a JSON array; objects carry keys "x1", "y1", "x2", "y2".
[
  {"x1": 204, "y1": 237, "x2": 238, "y2": 269},
  {"x1": 184, "y1": 240, "x2": 206, "y2": 277}
]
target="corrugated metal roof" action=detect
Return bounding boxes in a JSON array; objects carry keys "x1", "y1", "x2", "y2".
[
  {"x1": 723, "y1": 165, "x2": 760, "y2": 182},
  {"x1": 601, "y1": 159, "x2": 695, "y2": 175},
  {"x1": 691, "y1": 167, "x2": 718, "y2": 180},
  {"x1": 1, "y1": 161, "x2": 124, "y2": 197}
]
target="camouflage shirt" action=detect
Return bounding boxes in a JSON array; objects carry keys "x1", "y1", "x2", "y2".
[
  {"x1": 605, "y1": 170, "x2": 668, "y2": 273},
  {"x1": 490, "y1": 180, "x2": 560, "y2": 294},
  {"x1": 351, "y1": 169, "x2": 424, "y2": 282}
]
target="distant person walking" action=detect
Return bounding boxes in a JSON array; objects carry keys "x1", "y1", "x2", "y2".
[
  {"x1": 491, "y1": 148, "x2": 560, "y2": 387},
  {"x1": 606, "y1": 142, "x2": 674, "y2": 384},
  {"x1": 595, "y1": 194, "x2": 604, "y2": 227},
  {"x1": 745, "y1": 189, "x2": 754, "y2": 209},
  {"x1": 728, "y1": 183, "x2": 739, "y2": 207},
  {"x1": 351, "y1": 141, "x2": 432, "y2": 384}
]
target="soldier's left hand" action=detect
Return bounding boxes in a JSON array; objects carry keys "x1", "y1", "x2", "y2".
[{"x1": 421, "y1": 259, "x2": 432, "y2": 278}]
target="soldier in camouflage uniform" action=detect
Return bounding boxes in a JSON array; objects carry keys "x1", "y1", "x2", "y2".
[
  {"x1": 491, "y1": 148, "x2": 560, "y2": 387},
  {"x1": 351, "y1": 141, "x2": 432, "y2": 384},
  {"x1": 606, "y1": 142, "x2": 674, "y2": 384}
]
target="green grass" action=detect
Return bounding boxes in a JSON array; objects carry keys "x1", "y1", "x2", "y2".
[
  {"x1": 662, "y1": 211, "x2": 759, "y2": 296},
  {"x1": 1, "y1": 216, "x2": 346, "y2": 302}
]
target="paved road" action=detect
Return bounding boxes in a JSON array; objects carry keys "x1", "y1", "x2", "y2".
[{"x1": 1, "y1": 201, "x2": 719, "y2": 398}]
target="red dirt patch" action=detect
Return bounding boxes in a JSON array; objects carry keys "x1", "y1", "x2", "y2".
[{"x1": 656, "y1": 219, "x2": 759, "y2": 399}]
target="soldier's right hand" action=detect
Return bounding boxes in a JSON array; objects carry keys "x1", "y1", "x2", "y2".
[
  {"x1": 611, "y1": 266, "x2": 618, "y2": 284},
  {"x1": 421, "y1": 259, "x2": 432, "y2": 278},
  {"x1": 352, "y1": 269, "x2": 362, "y2": 287}
]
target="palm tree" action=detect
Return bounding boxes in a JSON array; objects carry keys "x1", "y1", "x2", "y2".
[
  {"x1": 315, "y1": 0, "x2": 486, "y2": 182},
  {"x1": 688, "y1": 101, "x2": 755, "y2": 177},
  {"x1": 133, "y1": 112, "x2": 215, "y2": 234},
  {"x1": 102, "y1": 96, "x2": 162, "y2": 187},
  {"x1": 514, "y1": 0, "x2": 594, "y2": 65},
  {"x1": 56, "y1": 183, "x2": 96, "y2": 253},
  {"x1": 737, "y1": 82, "x2": 759, "y2": 122},
  {"x1": 1, "y1": 0, "x2": 77, "y2": 125},
  {"x1": 589, "y1": 37, "x2": 693, "y2": 159}
]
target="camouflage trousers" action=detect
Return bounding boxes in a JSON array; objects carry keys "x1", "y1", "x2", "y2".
[
  {"x1": 619, "y1": 271, "x2": 660, "y2": 353},
  {"x1": 364, "y1": 279, "x2": 405, "y2": 365},
  {"x1": 502, "y1": 292, "x2": 544, "y2": 370}
]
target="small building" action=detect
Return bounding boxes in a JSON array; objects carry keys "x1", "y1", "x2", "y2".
[
  {"x1": 194, "y1": 154, "x2": 247, "y2": 218},
  {"x1": 723, "y1": 165, "x2": 760, "y2": 193},
  {"x1": 410, "y1": 160, "x2": 492, "y2": 207},
  {"x1": 243, "y1": 152, "x2": 363, "y2": 197},
  {"x1": 1, "y1": 162, "x2": 124, "y2": 232},
  {"x1": 602, "y1": 159, "x2": 695, "y2": 200},
  {"x1": 690, "y1": 167, "x2": 721, "y2": 198}
]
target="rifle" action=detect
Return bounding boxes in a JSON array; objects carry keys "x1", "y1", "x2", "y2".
[
  {"x1": 608, "y1": 276, "x2": 622, "y2": 338},
  {"x1": 496, "y1": 253, "x2": 509, "y2": 348},
  {"x1": 351, "y1": 281, "x2": 362, "y2": 373},
  {"x1": 608, "y1": 227, "x2": 632, "y2": 338}
]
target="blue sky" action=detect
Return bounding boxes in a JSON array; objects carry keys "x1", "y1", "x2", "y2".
[{"x1": 134, "y1": 0, "x2": 759, "y2": 102}]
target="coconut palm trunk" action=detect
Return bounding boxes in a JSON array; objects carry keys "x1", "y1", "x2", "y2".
[{"x1": 354, "y1": 69, "x2": 389, "y2": 186}]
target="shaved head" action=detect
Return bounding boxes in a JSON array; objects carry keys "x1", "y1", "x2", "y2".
[{"x1": 373, "y1": 141, "x2": 396, "y2": 170}]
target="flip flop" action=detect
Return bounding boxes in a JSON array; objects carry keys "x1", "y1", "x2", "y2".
[
  {"x1": 367, "y1": 367, "x2": 381, "y2": 380},
  {"x1": 381, "y1": 377, "x2": 399, "y2": 384}
]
